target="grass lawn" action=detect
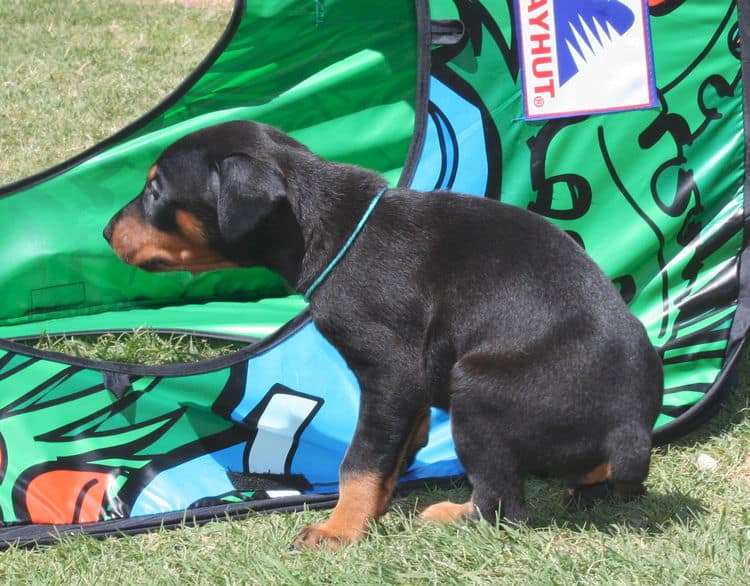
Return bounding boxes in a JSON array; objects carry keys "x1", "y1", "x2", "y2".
[{"x1": 1, "y1": 1, "x2": 749, "y2": 584}]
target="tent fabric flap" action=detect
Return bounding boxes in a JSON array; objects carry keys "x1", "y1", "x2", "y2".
[{"x1": 1, "y1": 0, "x2": 748, "y2": 546}]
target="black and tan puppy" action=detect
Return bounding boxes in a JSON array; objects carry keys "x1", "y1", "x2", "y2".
[{"x1": 104, "y1": 120, "x2": 663, "y2": 548}]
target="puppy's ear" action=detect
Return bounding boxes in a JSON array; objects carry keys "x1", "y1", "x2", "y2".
[{"x1": 213, "y1": 154, "x2": 286, "y2": 242}]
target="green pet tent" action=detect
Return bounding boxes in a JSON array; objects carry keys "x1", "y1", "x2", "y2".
[{"x1": 0, "y1": 0, "x2": 748, "y2": 546}]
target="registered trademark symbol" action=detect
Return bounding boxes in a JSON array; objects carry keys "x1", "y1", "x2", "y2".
[{"x1": 534, "y1": 96, "x2": 544, "y2": 108}]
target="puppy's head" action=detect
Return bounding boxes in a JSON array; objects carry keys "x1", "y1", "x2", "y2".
[{"x1": 103, "y1": 121, "x2": 296, "y2": 275}]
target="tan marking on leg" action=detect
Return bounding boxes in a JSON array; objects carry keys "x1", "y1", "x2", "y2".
[
  {"x1": 419, "y1": 501, "x2": 475, "y2": 524},
  {"x1": 147, "y1": 164, "x2": 158, "y2": 181},
  {"x1": 292, "y1": 409, "x2": 431, "y2": 549},
  {"x1": 579, "y1": 463, "x2": 612, "y2": 485},
  {"x1": 293, "y1": 472, "x2": 387, "y2": 549}
]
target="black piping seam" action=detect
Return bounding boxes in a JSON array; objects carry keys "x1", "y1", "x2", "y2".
[
  {"x1": 656, "y1": 0, "x2": 745, "y2": 443},
  {"x1": 657, "y1": 0, "x2": 750, "y2": 445},
  {"x1": 653, "y1": 333, "x2": 742, "y2": 445},
  {"x1": 0, "y1": 474, "x2": 467, "y2": 548},
  {"x1": 8, "y1": 328, "x2": 260, "y2": 346},
  {"x1": 728, "y1": 0, "x2": 750, "y2": 353},
  {"x1": 0, "y1": 0, "x2": 246, "y2": 198},
  {"x1": 0, "y1": 310, "x2": 313, "y2": 378},
  {"x1": 398, "y1": 0, "x2": 432, "y2": 188},
  {"x1": 0, "y1": 493, "x2": 340, "y2": 549},
  {"x1": 655, "y1": 1, "x2": 750, "y2": 445}
]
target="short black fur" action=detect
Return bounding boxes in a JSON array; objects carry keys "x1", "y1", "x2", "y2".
[{"x1": 105, "y1": 120, "x2": 664, "y2": 541}]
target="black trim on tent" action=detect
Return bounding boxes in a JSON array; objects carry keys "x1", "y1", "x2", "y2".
[
  {"x1": 729, "y1": 0, "x2": 750, "y2": 369},
  {"x1": 0, "y1": 310, "x2": 313, "y2": 378},
  {"x1": 9, "y1": 328, "x2": 259, "y2": 346},
  {"x1": 654, "y1": 0, "x2": 748, "y2": 445},
  {"x1": 0, "y1": 493, "x2": 339, "y2": 549},
  {"x1": 0, "y1": 0, "x2": 747, "y2": 548},
  {"x1": 399, "y1": 0, "x2": 432, "y2": 188},
  {"x1": 0, "y1": 0, "x2": 246, "y2": 198},
  {"x1": 0, "y1": 475, "x2": 466, "y2": 549},
  {"x1": 0, "y1": 1, "x2": 431, "y2": 544}
]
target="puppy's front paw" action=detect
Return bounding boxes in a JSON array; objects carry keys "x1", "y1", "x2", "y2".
[{"x1": 291, "y1": 523, "x2": 360, "y2": 550}]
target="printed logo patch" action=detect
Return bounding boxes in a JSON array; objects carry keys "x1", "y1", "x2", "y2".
[{"x1": 516, "y1": 0, "x2": 657, "y2": 120}]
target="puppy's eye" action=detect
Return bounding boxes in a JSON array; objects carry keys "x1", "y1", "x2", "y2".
[{"x1": 144, "y1": 184, "x2": 160, "y2": 205}]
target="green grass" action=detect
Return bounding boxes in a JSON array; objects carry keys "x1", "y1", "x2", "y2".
[
  {"x1": 1, "y1": 1, "x2": 749, "y2": 584},
  {"x1": 28, "y1": 329, "x2": 244, "y2": 364},
  {"x1": 0, "y1": 388, "x2": 747, "y2": 585},
  {"x1": 0, "y1": 0, "x2": 231, "y2": 185}
]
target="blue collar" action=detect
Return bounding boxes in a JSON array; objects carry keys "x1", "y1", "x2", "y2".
[{"x1": 303, "y1": 187, "x2": 387, "y2": 301}]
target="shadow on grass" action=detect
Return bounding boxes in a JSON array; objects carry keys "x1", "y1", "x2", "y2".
[
  {"x1": 387, "y1": 354, "x2": 750, "y2": 540},
  {"x1": 527, "y1": 488, "x2": 708, "y2": 535},
  {"x1": 395, "y1": 480, "x2": 707, "y2": 537},
  {"x1": 665, "y1": 372, "x2": 750, "y2": 448}
]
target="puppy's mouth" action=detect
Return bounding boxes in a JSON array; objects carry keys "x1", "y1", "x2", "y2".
[
  {"x1": 136, "y1": 256, "x2": 236, "y2": 275},
  {"x1": 116, "y1": 242, "x2": 236, "y2": 275},
  {"x1": 137, "y1": 258, "x2": 175, "y2": 272},
  {"x1": 106, "y1": 209, "x2": 236, "y2": 275}
]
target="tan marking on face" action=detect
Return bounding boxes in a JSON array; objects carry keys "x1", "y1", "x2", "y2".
[
  {"x1": 175, "y1": 209, "x2": 206, "y2": 243},
  {"x1": 108, "y1": 207, "x2": 235, "y2": 273},
  {"x1": 579, "y1": 463, "x2": 612, "y2": 485},
  {"x1": 419, "y1": 501, "x2": 476, "y2": 524},
  {"x1": 147, "y1": 164, "x2": 158, "y2": 181}
]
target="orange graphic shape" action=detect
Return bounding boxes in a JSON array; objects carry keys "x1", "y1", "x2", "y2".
[{"x1": 26, "y1": 470, "x2": 111, "y2": 524}]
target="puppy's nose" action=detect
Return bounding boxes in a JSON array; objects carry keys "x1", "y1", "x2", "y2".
[{"x1": 103, "y1": 220, "x2": 114, "y2": 243}]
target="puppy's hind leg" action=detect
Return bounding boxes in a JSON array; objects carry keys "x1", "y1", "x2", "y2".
[
  {"x1": 418, "y1": 462, "x2": 527, "y2": 525},
  {"x1": 565, "y1": 425, "x2": 652, "y2": 508},
  {"x1": 465, "y1": 454, "x2": 528, "y2": 524},
  {"x1": 564, "y1": 463, "x2": 613, "y2": 509},
  {"x1": 606, "y1": 424, "x2": 652, "y2": 502},
  {"x1": 423, "y1": 357, "x2": 529, "y2": 525}
]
